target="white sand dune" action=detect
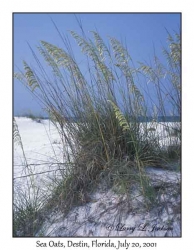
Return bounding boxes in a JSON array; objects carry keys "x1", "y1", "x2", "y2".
[{"x1": 13, "y1": 117, "x2": 181, "y2": 237}]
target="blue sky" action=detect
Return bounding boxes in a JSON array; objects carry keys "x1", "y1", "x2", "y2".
[{"x1": 14, "y1": 13, "x2": 180, "y2": 116}]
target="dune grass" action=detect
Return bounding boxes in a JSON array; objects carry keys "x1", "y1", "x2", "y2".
[{"x1": 14, "y1": 24, "x2": 181, "y2": 236}]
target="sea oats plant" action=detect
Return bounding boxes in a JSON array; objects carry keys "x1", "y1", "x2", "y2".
[{"x1": 14, "y1": 23, "x2": 181, "y2": 234}]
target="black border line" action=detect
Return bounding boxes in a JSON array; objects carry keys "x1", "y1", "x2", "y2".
[{"x1": 12, "y1": 12, "x2": 182, "y2": 239}]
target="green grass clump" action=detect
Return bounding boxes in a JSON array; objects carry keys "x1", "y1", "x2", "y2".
[{"x1": 13, "y1": 185, "x2": 46, "y2": 236}]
